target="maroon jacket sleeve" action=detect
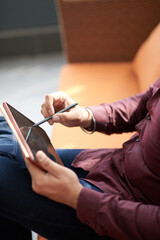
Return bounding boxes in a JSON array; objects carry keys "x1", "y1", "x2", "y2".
[
  {"x1": 89, "y1": 88, "x2": 153, "y2": 135},
  {"x1": 77, "y1": 188, "x2": 160, "y2": 240}
]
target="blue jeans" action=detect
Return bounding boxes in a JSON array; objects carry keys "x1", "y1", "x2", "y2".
[{"x1": 0, "y1": 117, "x2": 110, "y2": 240}]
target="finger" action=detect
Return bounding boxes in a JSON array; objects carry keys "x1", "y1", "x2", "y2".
[
  {"x1": 41, "y1": 105, "x2": 54, "y2": 125},
  {"x1": 52, "y1": 112, "x2": 68, "y2": 123},
  {"x1": 52, "y1": 106, "x2": 78, "y2": 121},
  {"x1": 44, "y1": 93, "x2": 67, "y2": 122},
  {"x1": 36, "y1": 151, "x2": 64, "y2": 177},
  {"x1": 45, "y1": 92, "x2": 67, "y2": 112},
  {"x1": 41, "y1": 103, "x2": 51, "y2": 117},
  {"x1": 49, "y1": 91, "x2": 66, "y2": 103},
  {"x1": 24, "y1": 155, "x2": 44, "y2": 177},
  {"x1": 52, "y1": 109, "x2": 79, "y2": 127},
  {"x1": 45, "y1": 94, "x2": 55, "y2": 115}
]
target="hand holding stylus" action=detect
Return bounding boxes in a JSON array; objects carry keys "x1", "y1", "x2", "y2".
[
  {"x1": 26, "y1": 102, "x2": 78, "y2": 142},
  {"x1": 35, "y1": 102, "x2": 78, "y2": 127},
  {"x1": 41, "y1": 91, "x2": 93, "y2": 129}
]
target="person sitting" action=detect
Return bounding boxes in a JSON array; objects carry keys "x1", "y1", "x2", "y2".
[{"x1": 0, "y1": 78, "x2": 160, "y2": 240}]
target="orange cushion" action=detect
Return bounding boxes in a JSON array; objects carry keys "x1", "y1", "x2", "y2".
[
  {"x1": 52, "y1": 62, "x2": 139, "y2": 149},
  {"x1": 132, "y1": 23, "x2": 160, "y2": 92}
]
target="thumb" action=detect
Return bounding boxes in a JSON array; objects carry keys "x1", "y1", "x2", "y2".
[
  {"x1": 36, "y1": 151, "x2": 63, "y2": 175},
  {"x1": 52, "y1": 112, "x2": 69, "y2": 123},
  {"x1": 52, "y1": 114, "x2": 61, "y2": 123}
]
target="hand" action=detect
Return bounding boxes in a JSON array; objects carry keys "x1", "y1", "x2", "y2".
[
  {"x1": 41, "y1": 91, "x2": 92, "y2": 128},
  {"x1": 24, "y1": 151, "x2": 83, "y2": 209}
]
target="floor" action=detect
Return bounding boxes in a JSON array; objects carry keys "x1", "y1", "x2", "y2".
[
  {"x1": 0, "y1": 52, "x2": 65, "y2": 137},
  {"x1": 0, "y1": 52, "x2": 65, "y2": 240}
]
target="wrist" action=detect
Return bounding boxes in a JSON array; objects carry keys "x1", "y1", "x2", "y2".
[
  {"x1": 81, "y1": 108, "x2": 96, "y2": 134},
  {"x1": 69, "y1": 184, "x2": 83, "y2": 209},
  {"x1": 81, "y1": 107, "x2": 93, "y2": 129}
]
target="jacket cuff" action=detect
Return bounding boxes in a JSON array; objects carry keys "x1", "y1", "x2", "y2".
[
  {"x1": 89, "y1": 105, "x2": 110, "y2": 133},
  {"x1": 76, "y1": 187, "x2": 103, "y2": 230}
]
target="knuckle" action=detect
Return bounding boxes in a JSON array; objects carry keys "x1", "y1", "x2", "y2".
[
  {"x1": 41, "y1": 104, "x2": 45, "y2": 113},
  {"x1": 42, "y1": 157, "x2": 49, "y2": 165},
  {"x1": 60, "y1": 113, "x2": 67, "y2": 120},
  {"x1": 41, "y1": 158, "x2": 51, "y2": 169},
  {"x1": 45, "y1": 94, "x2": 50, "y2": 101},
  {"x1": 41, "y1": 103, "x2": 45, "y2": 109},
  {"x1": 32, "y1": 180, "x2": 43, "y2": 194},
  {"x1": 32, "y1": 181, "x2": 39, "y2": 193}
]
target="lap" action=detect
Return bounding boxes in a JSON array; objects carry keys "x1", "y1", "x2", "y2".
[
  {"x1": 0, "y1": 117, "x2": 107, "y2": 239},
  {"x1": 0, "y1": 149, "x2": 101, "y2": 239},
  {"x1": 0, "y1": 116, "x2": 25, "y2": 166},
  {"x1": 57, "y1": 149, "x2": 103, "y2": 192}
]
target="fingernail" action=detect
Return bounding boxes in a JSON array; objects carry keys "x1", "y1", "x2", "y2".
[
  {"x1": 37, "y1": 151, "x2": 45, "y2": 162},
  {"x1": 53, "y1": 115, "x2": 60, "y2": 122},
  {"x1": 48, "y1": 119, "x2": 54, "y2": 125}
]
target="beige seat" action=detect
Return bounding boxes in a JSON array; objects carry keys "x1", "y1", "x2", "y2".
[
  {"x1": 52, "y1": 0, "x2": 160, "y2": 149},
  {"x1": 52, "y1": 62, "x2": 138, "y2": 149}
]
